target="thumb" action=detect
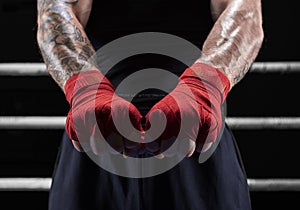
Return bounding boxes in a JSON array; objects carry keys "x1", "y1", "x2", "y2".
[
  {"x1": 196, "y1": 109, "x2": 220, "y2": 152},
  {"x1": 144, "y1": 108, "x2": 167, "y2": 142},
  {"x1": 128, "y1": 103, "x2": 144, "y2": 132},
  {"x1": 72, "y1": 140, "x2": 84, "y2": 152}
]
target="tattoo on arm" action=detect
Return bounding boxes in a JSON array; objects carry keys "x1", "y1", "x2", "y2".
[
  {"x1": 37, "y1": 0, "x2": 96, "y2": 90},
  {"x1": 197, "y1": 0, "x2": 264, "y2": 88}
]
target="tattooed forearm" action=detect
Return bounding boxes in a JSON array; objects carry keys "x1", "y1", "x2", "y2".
[
  {"x1": 37, "y1": 0, "x2": 96, "y2": 89},
  {"x1": 197, "y1": 0, "x2": 264, "y2": 89}
]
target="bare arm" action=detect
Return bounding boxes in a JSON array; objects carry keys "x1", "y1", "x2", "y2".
[
  {"x1": 197, "y1": 0, "x2": 264, "y2": 89},
  {"x1": 37, "y1": 0, "x2": 95, "y2": 90}
]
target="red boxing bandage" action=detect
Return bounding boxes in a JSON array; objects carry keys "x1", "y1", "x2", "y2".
[
  {"x1": 64, "y1": 70, "x2": 144, "y2": 145},
  {"x1": 145, "y1": 63, "x2": 230, "y2": 152}
]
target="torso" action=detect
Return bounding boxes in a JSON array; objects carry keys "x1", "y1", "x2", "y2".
[
  {"x1": 84, "y1": 0, "x2": 214, "y2": 112},
  {"x1": 85, "y1": 0, "x2": 213, "y2": 49}
]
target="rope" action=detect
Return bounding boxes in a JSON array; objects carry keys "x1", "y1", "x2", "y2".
[
  {"x1": 250, "y1": 62, "x2": 300, "y2": 73},
  {"x1": 0, "y1": 178, "x2": 51, "y2": 191},
  {"x1": 226, "y1": 117, "x2": 300, "y2": 129},
  {"x1": 248, "y1": 179, "x2": 300, "y2": 191},
  {"x1": 0, "y1": 116, "x2": 300, "y2": 129},
  {"x1": 1, "y1": 62, "x2": 300, "y2": 76},
  {"x1": 0, "y1": 116, "x2": 66, "y2": 129},
  {"x1": 0, "y1": 63, "x2": 47, "y2": 76},
  {"x1": 0, "y1": 178, "x2": 299, "y2": 191},
  {"x1": 1, "y1": 63, "x2": 299, "y2": 194}
]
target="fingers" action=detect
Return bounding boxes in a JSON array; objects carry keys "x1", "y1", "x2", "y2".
[
  {"x1": 144, "y1": 103, "x2": 179, "y2": 158},
  {"x1": 90, "y1": 131, "x2": 144, "y2": 157},
  {"x1": 72, "y1": 140, "x2": 84, "y2": 152},
  {"x1": 91, "y1": 98, "x2": 145, "y2": 156},
  {"x1": 74, "y1": 130, "x2": 197, "y2": 158},
  {"x1": 144, "y1": 139, "x2": 161, "y2": 156},
  {"x1": 154, "y1": 153, "x2": 165, "y2": 159},
  {"x1": 109, "y1": 98, "x2": 144, "y2": 141},
  {"x1": 114, "y1": 102, "x2": 144, "y2": 157},
  {"x1": 202, "y1": 142, "x2": 213, "y2": 152},
  {"x1": 186, "y1": 140, "x2": 196, "y2": 157},
  {"x1": 159, "y1": 137, "x2": 176, "y2": 157},
  {"x1": 122, "y1": 136, "x2": 143, "y2": 157},
  {"x1": 150, "y1": 137, "x2": 196, "y2": 158},
  {"x1": 106, "y1": 132, "x2": 124, "y2": 155},
  {"x1": 144, "y1": 108, "x2": 168, "y2": 142},
  {"x1": 90, "y1": 134, "x2": 110, "y2": 155},
  {"x1": 177, "y1": 138, "x2": 196, "y2": 158},
  {"x1": 144, "y1": 107, "x2": 195, "y2": 158}
]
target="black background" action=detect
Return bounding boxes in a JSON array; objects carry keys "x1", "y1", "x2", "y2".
[{"x1": 0, "y1": 0, "x2": 300, "y2": 209}]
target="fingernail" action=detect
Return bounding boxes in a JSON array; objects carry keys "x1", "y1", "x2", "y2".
[
  {"x1": 155, "y1": 153, "x2": 165, "y2": 159},
  {"x1": 123, "y1": 150, "x2": 128, "y2": 158}
]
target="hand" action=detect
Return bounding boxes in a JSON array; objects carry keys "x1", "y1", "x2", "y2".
[
  {"x1": 144, "y1": 63, "x2": 230, "y2": 158},
  {"x1": 65, "y1": 70, "x2": 144, "y2": 156}
]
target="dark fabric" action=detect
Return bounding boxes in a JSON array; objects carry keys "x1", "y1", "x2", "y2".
[
  {"x1": 85, "y1": 0, "x2": 213, "y2": 46},
  {"x1": 85, "y1": 0, "x2": 214, "y2": 90},
  {"x1": 83, "y1": 0, "x2": 215, "y2": 117},
  {"x1": 48, "y1": 0, "x2": 252, "y2": 209},
  {"x1": 49, "y1": 126, "x2": 251, "y2": 210}
]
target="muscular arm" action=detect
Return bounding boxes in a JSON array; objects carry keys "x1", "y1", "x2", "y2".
[
  {"x1": 197, "y1": 0, "x2": 264, "y2": 89},
  {"x1": 37, "y1": 0, "x2": 95, "y2": 90}
]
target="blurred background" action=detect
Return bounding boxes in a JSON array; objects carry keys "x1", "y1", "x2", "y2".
[{"x1": 0, "y1": 0, "x2": 300, "y2": 209}]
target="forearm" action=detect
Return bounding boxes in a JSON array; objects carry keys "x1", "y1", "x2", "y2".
[
  {"x1": 197, "y1": 0, "x2": 264, "y2": 89},
  {"x1": 37, "y1": 0, "x2": 96, "y2": 90}
]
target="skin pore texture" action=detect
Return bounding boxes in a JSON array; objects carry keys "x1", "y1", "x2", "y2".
[{"x1": 37, "y1": 0, "x2": 263, "y2": 154}]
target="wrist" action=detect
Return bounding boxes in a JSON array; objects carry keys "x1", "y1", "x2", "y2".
[
  {"x1": 179, "y1": 62, "x2": 230, "y2": 103},
  {"x1": 64, "y1": 70, "x2": 114, "y2": 104}
]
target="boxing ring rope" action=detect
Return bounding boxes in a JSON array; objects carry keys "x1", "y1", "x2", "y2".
[
  {"x1": 0, "y1": 178, "x2": 52, "y2": 191},
  {"x1": 1, "y1": 62, "x2": 300, "y2": 192},
  {"x1": 0, "y1": 117, "x2": 66, "y2": 129},
  {"x1": 247, "y1": 179, "x2": 300, "y2": 192},
  {"x1": 1, "y1": 116, "x2": 300, "y2": 129},
  {"x1": 0, "y1": 178, "x2": 300, "y2": 192},
  {"x1": 0, "y1": 62, "x2": 300, "y2": 75}
]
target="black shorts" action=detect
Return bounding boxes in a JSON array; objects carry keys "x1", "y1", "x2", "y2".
[{"x1": 49, "y1": 125, "x2": 251, "y2": 210}]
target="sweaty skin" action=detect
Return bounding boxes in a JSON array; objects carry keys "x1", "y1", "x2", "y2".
[
  {"x1": 37, "y1": 0, "x2": 263, "y2": 155},
  {"x1": 199, "y1": 0, "x2": 264, "y2": 89},
  {"x1": 189, "y1": 0, "x2": 264, "y2": 153}
]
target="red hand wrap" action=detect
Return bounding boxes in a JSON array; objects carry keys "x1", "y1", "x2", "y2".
[
  {"x1": 145, "y1": 63, "x2": 230, "y2": 151},
  {"x1": 64, "y1": 70, "x2": 143, "y2": 143},
  {"x1": 64, "y1": 70, "x2": 113, "y2": 104}
]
